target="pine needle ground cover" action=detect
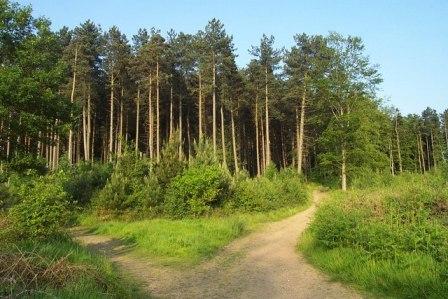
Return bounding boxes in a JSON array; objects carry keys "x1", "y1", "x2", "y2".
[{"x1": 299, "y1": 173, "x2": 448, "y2": 298}]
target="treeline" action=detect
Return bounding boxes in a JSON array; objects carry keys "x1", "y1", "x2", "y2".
[{"x1": 1, "y1": 0, "x2": 447, "y2": 189}]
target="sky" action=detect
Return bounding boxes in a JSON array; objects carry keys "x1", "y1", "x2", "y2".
[{"x1": 18, "y1": 0, "x2": 448, "y2": 115}]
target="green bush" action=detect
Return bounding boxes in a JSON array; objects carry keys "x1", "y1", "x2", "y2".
[
  {"x1": 228, "y1": 167, "x2": 308, "y2": 212},
  {"x1": 164, "y1": 163, "x2": 232, "y2": 217},
  {"x1": 58, "y1": 161, "x2": 113, "y2": 205},
  {"x1": 9, "y1": 178, "x2": 71, "y2": 238},
  {"x1": 93, "y1": 149, "x2": 161, "y2": 217},
  {"x1": 153, "y1": 134, "x2": 186, "y2": 189},
  {"x1": 6, "y1": 153, "x2": 47, "y2": 175},
  {"x1": 303, "y1": 173, "x2": 448, "y2": 297}
]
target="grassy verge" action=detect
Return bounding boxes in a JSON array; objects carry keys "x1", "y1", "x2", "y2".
[
  {"x1": 299, "y1": 173, "x2": 448, "y2": 298},
  {"x1": 81, "y1": 204, "x2": 310, "y2": 266},
  {"x1": 0, "y1": 230, "x2": 142, "y2": 298}
]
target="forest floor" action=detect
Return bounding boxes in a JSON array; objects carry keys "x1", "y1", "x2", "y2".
[{"x1": 73, "y1": 190, "x2": 362, "y2": 298}]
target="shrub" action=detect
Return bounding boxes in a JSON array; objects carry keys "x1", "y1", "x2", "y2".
[
  {"x1": 164, "y1": 163, "x2": 232, "y2": 217},
  {"x1": 9, "y1": 178, "x2": 71, "y2": 238},
  {"x1": 93, "y1": 149, "x2": 161, "y2": 217},
  {"x1": 228, "y1": 167, "x2": 308, "y2": 212},
  {"x1": 58, "y1": 162, "x2": 113, "y2": 205},
  {"x1": 6, "y1": 153, "x2": 47, "y2": 175},
  {"x1": 153, "y1": 134, "x2": 186, "y2": 189}
]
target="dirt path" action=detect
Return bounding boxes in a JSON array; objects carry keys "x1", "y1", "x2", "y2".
[{"x1": 74, "y1": 190, "x2": 361, "y2": 298}]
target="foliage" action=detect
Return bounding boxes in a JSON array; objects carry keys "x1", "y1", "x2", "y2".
[
  {"x1": 0, "y1": 234, "x2": 141, "y2": 298},
  {"x1": 164, "y1": 163, "x2": 232, "y2": 217},
  {"x1": 5, "y1": 153, "x2": 47, "y2": 175},
  {"x1": 57, "y1": 161, "x2": 113, "y2": 205},
  {"x1": 93, "y1": 149, "x2": 161, "y2": 217},
  {"x1": 153, "y1": 133, "x2": 186, "y2": 189},
  {"x1": 8, "y1": 177, "x2": 71, "y2": 238},
  {"x1": 228, "y1": 167, "x2": 308, "y2": 212},
  {"x1": 301, "y1": 173, "x2": 448, "y2": 297}
]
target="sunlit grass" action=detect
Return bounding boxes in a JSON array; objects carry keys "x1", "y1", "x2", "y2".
[{"x1": 80, "y1": 204, "x2": 309, "y2": 266}]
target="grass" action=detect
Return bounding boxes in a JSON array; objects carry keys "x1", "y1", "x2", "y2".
[
  {"x1": 299, "y1": 172, "x2": 448, "y2": 298},
  {"x1": 0, "y1": 233, "x2": 143, "y2": 298},
  {"x1": 81, "y1": 204, "x2": 310, "y2": 266}
]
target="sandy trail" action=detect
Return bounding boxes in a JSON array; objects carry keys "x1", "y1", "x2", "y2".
[{"x1": 73, "y1": 190, "x2": 361, "y2": 298}]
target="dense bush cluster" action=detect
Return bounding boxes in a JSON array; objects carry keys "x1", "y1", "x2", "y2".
[{"x1": 304, "y1": 172, "x2": 448, "y2": 297}]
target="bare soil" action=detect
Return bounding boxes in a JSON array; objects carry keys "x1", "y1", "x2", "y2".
[{"x1": 73, "y1": 190, "x2": 362, "y2": 298}]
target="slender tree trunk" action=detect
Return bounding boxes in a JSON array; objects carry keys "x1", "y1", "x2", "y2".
[
  {"x1": 91, "y1": 117, "x2": 95, "y2": 160},
  {"x1": 187, "y1": 109, "x2": 191, "y2": 160},
  {"x1": 419, "y1": 133, "x2": 426, "y2": 172},
  {"x1": 431, "y1": 130, "x2": 437, "y2": 169},
  {"x1": 220, "y1": 105, "x2": 227, "y2": 167},
  {"x1": 68, "y1": 47, "x2": 78, "y2": 164},
  {"x1": 280, "y1": 125, "x2": 286, "y2": 168},
  {"x1": 264, "y1": 66, "x2": 271, "y2": 165},
  {"x1": 255, "y1": 98, "x2": 260, "y2": 176},
  {"x1": 148, "y1": 73, "x2": 153, "y2": 159},
  {"x1": 170, "y1": 83, "x2": 174, "y2": 140},
  {"x1": 426, "y1": 136, "x2": 431, "y2": 170},
  {"x1": 231, "y1": 110, "x2": 238, "y2": 173},
  {"x1": 341, "y1": 144, "x2": 347, "y2": 191},
  {"x1": 135, "y1": 87, "x2": 140, "y2": 154},
  {"x1": 389, "y1": 139, "x2": 395, "y2": 176},
  {"x1": 156, "y1": 60, "x2": 160, "y2": 162},
  {"x1": 297, "y1": 86, "x2": 306, "y2": 174},
  {"x1": 444, "y1": 120, "x2": 448, "y2": 150},
  {"x1": 212, "y1": 57, "x2": 217, "y2": 156},
  {"x1": 86, "y1": 86, "x2": 91, "y2": 161},
  {"x1": 395, "y1": 116, "x2": 403, "y2": 173},
  {"x1": 417, "y1": 136, "x2": 422, "y2": 173},
  {"x1": 198, "y1": 72, "x2": 203, "y2": 140},
  {"x1": 178, "y1": 96, "x2": 183, "y2": 160},
  {"x1": 82, "y1": 103, "x2": 87, "y2": 160},
  {"x1": 260, "y1": 115, "x2": 266, "y2": 173},
  {"x1": 108, "y1": 72, "x2": 114, "y2": 162},
  {"x1": 118, "y1": 88, "x2": 124, "y2": 157}
]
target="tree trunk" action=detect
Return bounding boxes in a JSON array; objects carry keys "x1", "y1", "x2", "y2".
[
  {"x1": 156, "y1": 60, "x2": 160, "y2": 162},
  {"x1": 148, "y1": 72, "x2": 153, "y2": 159},
  {"x1": 260, "y1": 114, "x2": 266, "y2": 173},
  {"x1": 82, "y1": 102, "x2": 87, "y2": 160},
  {"x1": 389, "y1": 139, "x2": 395, "y2": 176},
  {"x1": 178, "y1": 96, "x2": 183, "y2": 160},
  {"x1": 264, "y1": 66, "x2": 271, "y2": 165},
  {"x1": 198, "y1": 72, "x2": 203, "y2": 140},
  {"x1": 68, "y1": 46, "x2": 78, "y2": 164},
  {"x1": 431, "y1": 130, "x2": 437, "y2": 169},
  {"x1": 444, "y1": 120, "x2": 448, "y2": 150},
  {"x1": 118, "y1": 88, "x2": 124, "y2": 158},
  {"x1": 255, "y1": 99, "x2": 260, "y2": 176},
  {"x1": 231, "y1": 110, "x2": 238, "y2": 173},
  {"x1": 417, "y1": 136, "x2": 422, "y2": 173},
  {"x1": 341, "y1": 145, "x2": 347, "y2": 191},
  {"x1": 86, "y1": 86, "x2": 91, "y2": 161},
  {"x1": 135, "y1": 87, "x2": 140, "y2": 154},
  {"x1": 297, "y1": 87, "x2": 306, "y2": 174},
  {"x1": 170, "y1": 83, "x2": 174, "y2": 140},
  {"x1": 212, "y1": 57, "x2": 217, "y2": 156},
  {"x1": 395, "y1": 116, "x2": 403, "y2": 173},
  {"x1": 426, "y1": 136, "x2": 431, "y2": 170},
  {"x1": 220, "y1": 105, "x2": 227, "y2": 167},
  {"x1": 419, "y1": 133, "x2": 426, "y2": 172},
  {"x1": 108, "y1": 72, "x2": 114, "y2": 162}
]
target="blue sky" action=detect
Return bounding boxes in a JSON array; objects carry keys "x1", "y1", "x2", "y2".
[{"x1": 19, "y1": 0, "x2": 447, "y2": 115}]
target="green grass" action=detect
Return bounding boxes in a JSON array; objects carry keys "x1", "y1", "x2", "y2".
[
  {"x1": 299, "y1": 172, "x2": 448, "y2": 298},
  {"x1": 0, "y1": 236, "x2": 143, "y2": 298},
  {"x1": 81, "y1": 204, "x2": 309, "y2": 266}
]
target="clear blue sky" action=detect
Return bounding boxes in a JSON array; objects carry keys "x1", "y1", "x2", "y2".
[{"x1": 19, "y1": 0, "x2": 447, "y2": 115}]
